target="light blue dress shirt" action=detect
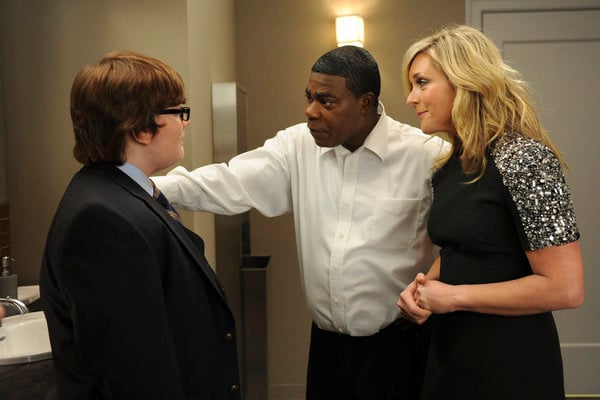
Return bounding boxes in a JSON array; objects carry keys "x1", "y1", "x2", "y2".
[{"x1": 117, "y1": 162, "x2": 153, "y2": 197}]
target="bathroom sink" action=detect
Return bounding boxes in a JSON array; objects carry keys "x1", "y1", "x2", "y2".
[{"x1": 0, "y1": 311, "x2": 52, "y2": 366}]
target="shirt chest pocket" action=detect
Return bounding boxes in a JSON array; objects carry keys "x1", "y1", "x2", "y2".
[{"x1": 368, "y1": 198, "x2": 422, "y2": 249}]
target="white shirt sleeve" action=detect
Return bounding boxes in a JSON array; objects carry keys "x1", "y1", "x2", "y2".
[{"x1": 152, "y1": 131, "x2": 294, "y2": 217}]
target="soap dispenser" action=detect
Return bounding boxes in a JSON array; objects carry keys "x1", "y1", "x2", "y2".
[{"x1": 0, "y1": 256, "x2": 18, "y2": 299}]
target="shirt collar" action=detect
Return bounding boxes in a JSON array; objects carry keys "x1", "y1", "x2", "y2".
[
  {"x1": 319, "y1": 102, "x2": 388, "y2": 162},
  {"x1": 117, "y1": 162, "x2": 154, "y2": 196}
]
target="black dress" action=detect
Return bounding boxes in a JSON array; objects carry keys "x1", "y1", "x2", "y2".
[{"x1": 421, "y1": 133, "x2": 579, "y2": 400}]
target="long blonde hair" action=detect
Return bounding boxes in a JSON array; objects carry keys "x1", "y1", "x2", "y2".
[{"x1": 402, "y1": 25, "x2": 564, "y2": 181}]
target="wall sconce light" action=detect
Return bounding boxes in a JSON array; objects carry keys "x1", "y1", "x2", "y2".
[{"x1": 336, "y1": 15, "x2": 364, "y2": 47}]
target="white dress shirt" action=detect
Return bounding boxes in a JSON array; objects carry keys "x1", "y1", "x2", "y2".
[{"x1": 153, "y1": 108, "x2": 446, "y2": 336}]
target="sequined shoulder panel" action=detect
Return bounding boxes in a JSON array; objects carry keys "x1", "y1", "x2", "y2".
[{"x1": 490, "y1": 133, "x2": 579, "y2": 250}]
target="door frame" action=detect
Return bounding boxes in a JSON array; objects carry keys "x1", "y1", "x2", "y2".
[
  {"x1": 466, "y1": 1, "x2": 600, "y2": 398},
  {"x1": 467, "y1": 0, "x2": 600, "y2": 29}
]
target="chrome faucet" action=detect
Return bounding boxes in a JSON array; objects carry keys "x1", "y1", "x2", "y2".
[{"x1": 0, "y1": 297, "x2": 29, "y2": 328}]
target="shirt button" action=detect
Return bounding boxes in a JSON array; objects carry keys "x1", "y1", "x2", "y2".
[
  {"x1": 230, "y1": 384, "x2": 239, "y2": 392},
  {"x1": 225, "y1": 332, "x2": 234, "y2": 341}
]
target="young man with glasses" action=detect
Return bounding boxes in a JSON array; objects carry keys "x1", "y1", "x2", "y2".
[{"x1": 40, "y1": 51, "x2": 240, "y2": 399}]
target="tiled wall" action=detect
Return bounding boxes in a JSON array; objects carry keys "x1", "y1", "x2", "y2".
[{"x1": 0, "y1": 204, "x2": 10, "y2": 257}]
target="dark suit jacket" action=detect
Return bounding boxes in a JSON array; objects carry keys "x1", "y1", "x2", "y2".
[{"x1": 40, "y1": 164, "x2": 241, "y2": 400}]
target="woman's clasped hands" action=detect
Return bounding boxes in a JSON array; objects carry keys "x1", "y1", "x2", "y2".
[{"x1": 397, "y1": 272, "x2": 461, "y2": 325}]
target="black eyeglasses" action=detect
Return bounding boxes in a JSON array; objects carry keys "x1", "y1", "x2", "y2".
[{"x1": 158, "y1": 106, "x2": 190, "y2": 121}]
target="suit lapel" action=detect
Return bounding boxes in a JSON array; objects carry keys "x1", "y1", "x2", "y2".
[{"x1": 87, "y1": 165, "x2": 228, "y2": 304}]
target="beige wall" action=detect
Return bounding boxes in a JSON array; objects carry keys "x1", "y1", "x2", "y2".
[
  {"x1": 0, "y1": 0, "x2": 236, "y2": 283},
  {"x1": 234, "y1": 1, "x2": 464, "y2": 397},
  {"x1": 1, "y1": 0, "x2": 464, "y2": 398}
]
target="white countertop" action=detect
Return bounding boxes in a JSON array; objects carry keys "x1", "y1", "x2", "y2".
[{"x1": 17, "y1": 285, "x2": 40, "y2": 305}]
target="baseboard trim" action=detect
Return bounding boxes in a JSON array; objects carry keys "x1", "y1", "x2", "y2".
[
  {"x1": 561, "y1": 343, "x2": 600, "y2": 394},
  {"x1": 269, "y1": 383, "x2": 306, "y2": 400}
]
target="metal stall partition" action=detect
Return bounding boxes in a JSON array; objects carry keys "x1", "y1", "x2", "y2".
[{"x1": 212, "y1": 83, "x2": 269, "y2": 399}]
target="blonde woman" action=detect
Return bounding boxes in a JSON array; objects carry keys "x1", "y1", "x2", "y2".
[{"x1": 397, "y1": 25, "x2": 584, "y2": 399}]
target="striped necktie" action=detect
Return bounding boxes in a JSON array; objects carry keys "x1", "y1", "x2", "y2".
[{"x1": 150, "y1": 180, "x2": 181, "y2": 222}]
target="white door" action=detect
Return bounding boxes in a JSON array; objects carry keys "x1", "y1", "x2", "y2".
[{"x1": 468, "y1": 0, "x2": 600, "y2": 397}]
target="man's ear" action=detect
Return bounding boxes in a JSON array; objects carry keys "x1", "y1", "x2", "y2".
[
  {"x1": 361, "y1": 92, "x2": 376, "y2": 112},
  {"x1": 131, "y1": 130, "x2": 154, "y2": 145}
]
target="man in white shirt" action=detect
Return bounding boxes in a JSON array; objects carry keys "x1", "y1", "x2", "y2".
[{"x1": 154, "y1": 46, "x2": 446, "y2": 400}]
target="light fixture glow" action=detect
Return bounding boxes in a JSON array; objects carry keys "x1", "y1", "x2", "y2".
[{"x1": 336, "y1": 15, "x2": 364, "y2": 47}]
